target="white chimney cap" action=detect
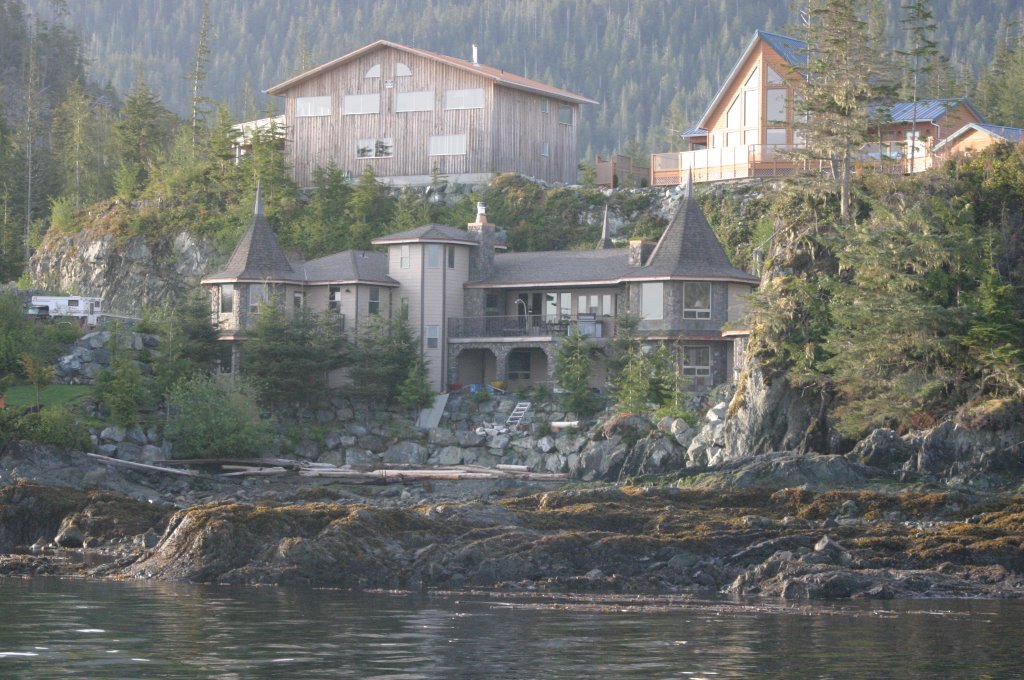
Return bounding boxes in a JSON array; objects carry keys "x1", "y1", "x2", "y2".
[{"x1": 477, "y1": 202, "x2": 486, "y2": 215}]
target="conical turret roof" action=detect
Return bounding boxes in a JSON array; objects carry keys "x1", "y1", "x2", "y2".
[
  {"x1": 203, "y1": 188, "x2": 300, "y2": 283},
  {"x1": 625, "y1": 180, "x2": 758, "y2": 283}
]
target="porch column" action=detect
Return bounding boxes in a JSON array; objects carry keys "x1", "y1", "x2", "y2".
[
  {"x1": 542, "y1": 345, "x2": 558, "y2": 384},
  {"x1": 493, "y1": 346, "x2": 511, "y2": 382}
]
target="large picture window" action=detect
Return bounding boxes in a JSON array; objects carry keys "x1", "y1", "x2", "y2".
[
  {"x1": 344, "y1": 93, "x2": 380, "y2": 115},
  {"x1": 683, "y1": 346, "x2": 711, "y2": 377},
  {"x1": 429, "y1": 134, "x2": 467, "y2": 156},
  {"x1": 356, "y1": 138, "x2": 393, "y2": 158},
  {"x1": 445, "y1": 88, "x2": 484, "y2": 110},
  {"x1": 296, "y1": 96, "x2": 331, "y2": 117},
  {"x1": 683, "y1": 282, "x2": 711, "y2": 319},
  {"x1": 396, "y1": 90, "x2": 433, "y2": 112},
  {"x1": 767, "y1": 89, "x2": 788, "y2": 124},
  {"x1": 640, "y1": 282, "x2": 663, "y2": 320}
]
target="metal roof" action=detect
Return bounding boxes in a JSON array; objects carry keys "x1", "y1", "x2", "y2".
[
  {"x1": 266, "y1": 40, "x2": 597, "y2": 105},
  {"x1": 886, "y1": 98, "x2": 985, "y2": 124},
  {"x1": 931, "y1": 123, "x2": 1024, "y2": 153}
]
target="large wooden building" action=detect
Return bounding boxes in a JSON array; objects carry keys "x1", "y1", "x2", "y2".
[{"x1": 265, "y1": 40, "x2": 596, "y2": 188}]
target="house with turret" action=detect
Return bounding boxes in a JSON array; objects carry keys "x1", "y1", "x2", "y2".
[{"x1": 203, "y1": 182, "x2": 758, "y2": 394}]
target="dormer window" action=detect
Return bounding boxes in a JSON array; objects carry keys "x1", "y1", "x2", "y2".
[{"x1": 365, "y1": 64, "x2": 381, "y2": 78}]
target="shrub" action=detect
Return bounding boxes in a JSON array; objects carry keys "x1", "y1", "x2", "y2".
[
  {"x1": 0, "y1": 406, "x2": 91, "y2": 450},
  {"x1": 165, "y1": 375, "x2": 271, "y2": 459}
]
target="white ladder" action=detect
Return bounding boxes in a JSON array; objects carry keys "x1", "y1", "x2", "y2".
[{"x1": 506, "y1": 401, "x2": 531, "y2": 428}]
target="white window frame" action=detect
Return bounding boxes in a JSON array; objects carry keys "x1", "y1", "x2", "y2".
[
  {"x1": 425, "y1": 244, "x2": 441, "y2": 269},
  {"x1": 640, "y1": 282, "x2": 663, "y2": 320},
  {"x1": 356, "y1": 138, "x2": 393, "y2": 159},
  {"x1": 429, "y1": 134, "x2": 467, "y2": 156},
  {"x1": 296, "y1": 96, "x2": 331, "y2": 117},
  {"x1": 541, "y1": 99, "x2": 549, "y2": 114},
  {"x1": 328, "y1": 286, "x2": 342, "y2": 313},
  {"x1": 539, "y1": 141, "x2": 550, "y2": 157},
  {"x1": 683, "y1": 346, "x2": 712, "y2": 377},
  {"x1": 445, "y1": 88, "x2": 484, "y2": 110},
  {"x1": 426, "y1": 324, "x2": 439, "y2": 349},
  {"x1": 683, "y1": 281, "x2": 711, "y2": 319},
  {"x1": 400, "y1": 244, "x2": 410, "y2": 269},
  {"x1": 558, "y1": 105, "x2": 573, "y2": 125},
  {"x1": 344, "y1": 93, "x2": 380, "y2": 115},
  {"x1": 368, "y1": 287, "x2": 380, "y2": 315},
  {"x1": 447, "y1": 245, "x2": 456, "y2": 269},
  {"x1": 220, "y1": 284, "x2": 234, "y2": 314},
  {"x1": 396, "y1": 90, "x2": 433, "y2": 112}
]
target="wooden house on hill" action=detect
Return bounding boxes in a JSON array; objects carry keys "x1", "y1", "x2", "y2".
[
  {"x1": 265, "y1": 40, "x2": 597, "y2": 188},
  {"x1": 930, "y1": 123, "x2": 1024, "y2": 161},
  {"x1": 868, "y1": 98, "x2": 985, "y2": 172}
]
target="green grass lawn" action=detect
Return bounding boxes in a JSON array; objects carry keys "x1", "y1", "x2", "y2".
[{"x1": 3, "y1": 383, "x2": 93, "y2": 409}]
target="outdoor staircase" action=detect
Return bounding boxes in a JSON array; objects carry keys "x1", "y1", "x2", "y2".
[{"x1": 506, "y1": 401, "x2": 531, "y2": 428}]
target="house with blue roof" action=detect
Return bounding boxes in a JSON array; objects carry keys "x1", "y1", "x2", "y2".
[{"x1": 652, "y1": 30, "x2": 989, "y2": 185}]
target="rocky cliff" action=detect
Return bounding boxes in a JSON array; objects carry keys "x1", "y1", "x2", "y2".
[{"x1": 29, "y1": 200, "x2": 217, "y2": 315}]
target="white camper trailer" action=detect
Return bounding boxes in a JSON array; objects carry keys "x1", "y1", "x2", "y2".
[{"x1": 30, "y1": 295, "x2": 104, "y2": 327}]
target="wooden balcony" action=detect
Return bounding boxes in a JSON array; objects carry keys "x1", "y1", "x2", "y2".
[
  {"x1": 448, "y1": 314, "x2": 607, "y2": 340},
  {"x1": 652, "y1": 143, "x2": 934, "y2": 186}
]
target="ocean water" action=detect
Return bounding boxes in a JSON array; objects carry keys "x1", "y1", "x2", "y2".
[{"x1": 0, "y1": 578, "x2": 1021, "y2": 679}]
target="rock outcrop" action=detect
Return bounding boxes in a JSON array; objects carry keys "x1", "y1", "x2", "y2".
[{"x1": 30, "y1": 201, "x2": 216, "y2": 315}]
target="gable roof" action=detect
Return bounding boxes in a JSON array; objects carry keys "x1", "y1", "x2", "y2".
[
  {"x1": 266, "y1": 40, "x2": 597, "y2": 105},
  {"x1": 931, "y1": 123, "x2": 1024, "y2": 153},
  {"x1": 203, "y1": 190, "x2": 300, "y2": 284},
  {"x1": 300, "y1": 250, "x2": 397, "y2": 286},
  {"x1": 698, "y1": 30, "x2": 806, "y2": 129},
  {"x1": 372, "y1": 223, "x2": 480, "y2": 246},
  {"x1": 623, "y1": 185, "x2": 759, "y2": 283},
  {"x1": 886, "y1": 98, "x2": 985, "y2": 124}
]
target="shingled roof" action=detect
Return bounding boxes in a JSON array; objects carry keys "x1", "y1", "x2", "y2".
[
  {"x1": 203, "y1": 189, "x2": 300, "y2": 284},
  {"x1": 623, "y1": 183, "x2": 759, "y2": 283},
  {"x1": 300, "y1": 250, "x2": 397, "y2": 286},
  {"x1": 372, "y1": 224, "x2": 480, "y2": 245}
]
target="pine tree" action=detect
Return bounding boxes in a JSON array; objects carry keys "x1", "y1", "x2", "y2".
[
  {"x1": 114, "y1": 75, "x2": 177, "y2": 186},
  {"x1": 898, "y1": 0, "x2": 938, "y2": 171},
  {"x1": 186, "y1": 0, "x2": 213, "y2": 152},
  {"x1": 554, "y1": 326, "x2": 600, "y2": 415}
]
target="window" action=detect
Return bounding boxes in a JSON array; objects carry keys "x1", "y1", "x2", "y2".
[
  {"x1": 541, "y1": 99, "x2": 549, "y2": 113},
  {"x1": 767, "y1": 89, "x2": 788, "y2": 123},
  {"x1": 395, "y1": 62, "x2": 412, "y2": 77},
  {"x1": 396, "y1": 90, "x2": 433, "y2": 112},
  {"x1": 445, "y1": 88, "x2": 484, "y2": 110},
  {"x1": 767, "y1": 65, "x2": 784, "y2": 84},
  {"x1": 248, "y1": 283, "x2": 267, "y2": 313},
  {"x1": 601, "y1": 294, "x2": 614, "y2": 316},
  {"x1": 683, "y1": 346, "x2": 711, "y2": 377},
  {"x1": 485, "y1": 292, "x2": 500, "y2": 312},
  {"x1": 429, "y1": 134, "x2": 467, "y2": 156},
  {"x1": 558, "y1": 105, "x2": 573, "y2": 125},
  {"x1": 539, "y1": 141, "x2": 550, "y2": 157},
  {"x1": 743, "y1": 67, "x2": 759, "y2": 88},
  {"x1": 365, "y1": 64, "x2": 381, "y2": 78},
  {"x1": 329, "y1": 286, "x2": 342, "y2": 313},
  {"x1": 447, "y1": 245, "x2": 456, "y2": 269},
  {"x1": 344, "y1": 93, "x2": 380, "y2": 115},
  {"x1": 356, "y1": 138, "x2": 393, "y2": 158},
  {"x1": 296, "y1": 96, "x2": 331, "y2": 117},
  {"x1": 368, "y1": 287, "x2": 380, "y2": 315},
  {"x1": 683, "y1": 282, "x2": 711, "y2": 319},
  {"x1": 726, "y1": 131, "x2": 740, "y2": 147},
  {"x1": 426, "y1": 244, "x2": 441, "y2": 268},
  {"x1": 220, "y1": 284, "x2": 234, "y2": 313},
  {"x1": 67, "y1": 299, "x2": 79, "y2": 308},
  {"x1": 726, "y1": 95, "x2": 741, "y2": 128},
  {"x1": 640, "y1": 282, "x2": 663, "y2": 320},
  {"x1": 218, "y1": 343, "x2": 233, "y2": 374},
  {"x1": 293, "y1": 291, "x2": 304, "y2": 310},
  {"x1": 400, "y1": 244, "x2": 410, "y2": 269},
  {"x1": 508, "y1": 349, "x2": 531, "y2": 380},
  {"x1": 743, "y1": 89, "x2": 759, "y2": 127},
  {"x1": 766, "y1": 128, "x2": 787, "y2": 145},
  {"x1": 426, "y1": 325, "x2": 439, "y2": 349}
]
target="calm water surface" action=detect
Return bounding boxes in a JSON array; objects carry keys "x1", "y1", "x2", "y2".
[{"x1": 0, "y1": 578, "x2": 1021, "y2": 679}]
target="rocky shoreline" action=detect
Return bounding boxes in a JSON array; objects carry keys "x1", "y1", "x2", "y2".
[{"x1": 2, "y1": 440, "x2": 1021, "y2": 601}]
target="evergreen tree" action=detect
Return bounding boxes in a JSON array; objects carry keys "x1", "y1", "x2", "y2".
[
  {"x1": 898, "y1": 0, "x2": 938, "y2": 171},
  {"x1": 347, "y1": 166, "x2": 394, "y2": 249},
  {"x1": 114, "y1": 75, "x2": 177, "y2": 186},
  {"x1": 795, "y1": 0, "x2": 894, "y2": 224},
  {"x1": 554, "y1": 326, "x2": 600, "y2": 415},
  {"x1": 186, "y1": 0, "x2": 213, "y2": 151},
  {"x1": 396, "y1": 353, "x2": 434, "y2": 411},
  {"x1": 348, "y1": 314, "x2": 420, "y2": 405}
]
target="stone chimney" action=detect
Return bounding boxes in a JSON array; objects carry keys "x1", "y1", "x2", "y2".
[
  {"x1": 628, "y1": 239, "x2": 655, "y2": 266},
  {"x1": 468, "y1": 202, "x2": 496, "y2": 280}
]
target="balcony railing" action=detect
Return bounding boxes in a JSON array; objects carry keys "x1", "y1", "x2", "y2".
[{"x1": 448, "y1": 314, "x2": 607, "y2": 340}]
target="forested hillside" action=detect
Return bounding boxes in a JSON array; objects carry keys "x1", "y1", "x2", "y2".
[{"x1": 23, "y1": 0, "x2": 1024, "y2": 159}]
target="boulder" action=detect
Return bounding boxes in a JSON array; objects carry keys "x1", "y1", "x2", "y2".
[
  {"x1": 382, "y1": 441, "x2": 429, "y2": 465},
  {"x1": 847, "y1": 428, "x2": 913, "y2": 470},
  {"x1": 100, "y1": 426, "x2": 126, "y2": 443}
]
